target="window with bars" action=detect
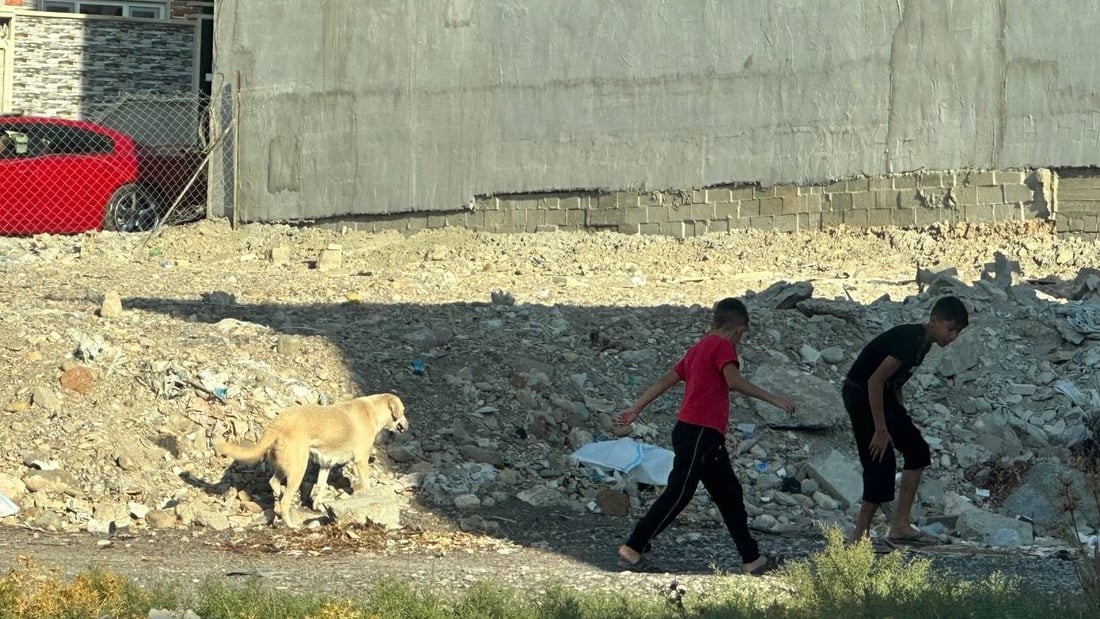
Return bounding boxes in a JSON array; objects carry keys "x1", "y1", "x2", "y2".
[{"x1": 42, "y1": 1, "x2": 167, "y2": 19}]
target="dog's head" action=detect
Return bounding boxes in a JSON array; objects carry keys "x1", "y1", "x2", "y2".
[{"x1": 384, "y1": 394, "x2": 409, "y2": 434}]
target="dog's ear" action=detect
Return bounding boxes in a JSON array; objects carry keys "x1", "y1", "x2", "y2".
[{"x1": 389, "y1": 395, "x2": 403, "y2": 420}]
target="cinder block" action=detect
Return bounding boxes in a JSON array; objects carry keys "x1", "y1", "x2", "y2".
[
  {"x1": 446, "y1": 213, "x2": 469, "y2": 227},
  {"x1": 916, "y1": 173, "x2": 947, "y2": 189},
  {"x1": 951, "y1": 184, "x2": 977, "y2": 206},
  {"x1": 995, "y1": 170, "x2": 1025, "y2": 185},
  {"x1": 993, "y1": 203, "x2": 1023, "y2": 221},
  {"x1": 617, "y1": 223, "x2": 641, "y2": 234},
  {"x1": 539, "y1": 196, "x2": 561, "y2": 209},
  {"x1": 845, "y1": 210, "x2": 870, "y2": 226},
  {"x1": 823, "y1": 180, "x2": 848, "y2": 194},
  {"x1": 639, "y1": 192, "x2": 662, "y2": 207},
  {"x1": 623, "y1": 207, "x2": 648, "y2": 224},
  {"x1": 559, "y1": 195, "x2": 585, "y2": 209},
  {"x1": 738, "y1": 200, "x2": 761, "y2": 218},
  {"x1": 596, "y1": 193, "x2": 618, "y2": 209},
  {"x1": 893, "y1": 208, "x2": 916, "y2": 227},
  {"x1": 773, "y1": 184, "x2": 800, "y2": 198},
  {"x1": 730, "y1": 186, "x2": 756, "y2": 201},
  {"x1": 869, "y1": 177, "x2": 891, "y2": 191},
  {"x1": 543, "y1": 209, "x2": 568, "y2": 226},
  {"x1": 875, "y1": 190, "x2": 900, "y2": 209},
  {"x1": 465, "y1": 211, "x2": 486, "y2": 228},
  {"x1": 525, "y1": 210, "x2": 547, "y2": 228},
  {"x1": 893, "y1": 175, "x2": 917, "y2": 190},
  {"x1": 1002, "y1": 183, "x2": 1036, "y2": 204},
  {"x1": 639, "y1": 222, "x2": 662, "y2": 235},
  {"x1": 759, "y1": 198, "x2": 784, "y2": 216},
  {"x1": 427, "y1": 215, "x2": 448, "y2": 229},
  {"x1": 405, "y1": 216, "x2": 429, "y2": 231},
  {"x1": 646, "y1": 205, "x2": 670, "y2": 223},
  {"x1": 781, "y1": 196, "x2": 804, "y2": 214},
  {"x1": 663, "y1": 221, "x2": 688, "y2": 238},
  {"x1": 913, "y1": 208, "x2": 945, "y2": 226},
  {"x1": 821, "y1": 211, "x2": 844, "y2": 228},
  {"x1": 534, "y1": 224, "x2": 559, "y2": 233},
  {"x1": 977, "y1": 186, "x2": 1004, "y2": 204},
  {"x1": 800, "y1": 212, "x2": 822, "y2": 230},
  {"x1": 691, "y1": 189, "x2": 708, "y2": 204},
  {"x1": 851, "y1": 191, "x2": 876, "y2": 210},
  {"x1": 565, "y1": 209, "x2": 587, "y2": 227},
  {"x1": 748, "y1": 216, "x2": 775, "y2": 231},
  {"x1": 513, "y1": 197, "x2": 539, "y2": 210},
  {"x1": 709, "y1": 219, "x2": 731, "y2": 234},
  {"x1": 714, "y1": 202, "x2": 738, "y2": 220},
  {"x1": 689, "y1": 203, "x2": 715, "y2": 220},
  {"x1": 964, "y1": 204, "x2": 996, "y2": 222},
  {"x1": 897, "y1": 190, "x2": 924, "y2": 210},
  {"x1": 774, "y1": 214, "x2": 798, "y2": 231},
  {"x1": 708, "y1": 188, "x2": 733, "y2": 204},
  {"x1": 865, "y1": 209, "x2": 894, "y2": 227},
  {"x1": 476, "y1": 197, "x2": 499, "y2": 210},
  {"x1": 827, "y1": 192, "x2": 854, "y2": 211},
  {"x1": 967, "y1": 171, "x2": 997, "y2": 186},
  {"x1": 847, "y1": 178, "x2": 870, "y2": 192},
  {"x1": 1056, "y1": 217, "x2": 1073, "y2": 233}
]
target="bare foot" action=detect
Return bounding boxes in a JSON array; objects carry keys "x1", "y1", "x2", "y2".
[{"x1": 618, "y1": 545, "x2": 641, "y2": 564}]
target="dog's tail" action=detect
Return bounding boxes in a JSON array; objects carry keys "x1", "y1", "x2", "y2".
[{"x1": 213, "y1": 430, "x2": 277, "y2": 464}]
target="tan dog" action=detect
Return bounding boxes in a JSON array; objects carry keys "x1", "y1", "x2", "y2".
[{"x1": 213, "y1": 393, "x2": 408, "y2": 528}]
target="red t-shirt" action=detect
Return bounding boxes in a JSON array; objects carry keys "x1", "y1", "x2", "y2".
[{"x1": 673, "y1": 333, "x2": 738, "y2": 434}]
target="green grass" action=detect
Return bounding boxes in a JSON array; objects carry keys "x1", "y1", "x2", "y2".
[{"x1": 0, "y1": 530, "x2": 1095, "y2": 618}]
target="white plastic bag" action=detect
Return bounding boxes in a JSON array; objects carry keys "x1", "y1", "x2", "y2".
[
  {"x1": 571, "y1": 437, "x2": 674, "y2": 486},
  {"x1": 0, "y1": 492, "x2": 19, "y2": 518}
]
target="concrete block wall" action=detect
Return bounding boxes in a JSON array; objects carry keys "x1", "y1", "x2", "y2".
[
  {"x1": 1054, "y1": 169, "x2": 1100, "y2": 238},
  {"x1": 326, "y1": 168, "x2": 1087, "y2": 237}
]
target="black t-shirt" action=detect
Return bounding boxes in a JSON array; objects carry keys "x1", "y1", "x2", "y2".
[{"x1": 845, "y1": 324, "x2": 931, "y2": 395}]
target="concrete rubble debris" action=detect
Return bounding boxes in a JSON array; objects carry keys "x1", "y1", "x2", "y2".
[{"x1": 0, "y1": 220, "x2": 1097, "y2": 556}]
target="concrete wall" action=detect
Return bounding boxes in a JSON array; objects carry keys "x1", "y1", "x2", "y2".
[
  {"x1": 5, "y1": 11, "x2": 194, "y2": 118},
  {"x1": 215, "y1": 0, "x2": 1100, "y2": 224}
]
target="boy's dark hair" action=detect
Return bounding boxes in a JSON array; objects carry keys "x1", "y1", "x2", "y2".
[
  {"x1": 712, "y1": 297, "x2": 750, "y2": 329},
  {"x1": 930, "y1": 295, "x2": 969, "y2": 328}
]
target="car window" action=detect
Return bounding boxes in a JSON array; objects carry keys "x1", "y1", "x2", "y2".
[{"x1": 0, "y1": 123, "x2": 114, "y2": 158}]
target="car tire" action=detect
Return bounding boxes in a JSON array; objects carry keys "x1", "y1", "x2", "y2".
[{"x1": 103, "y1": 184, "x2": 165, "y2": 232}]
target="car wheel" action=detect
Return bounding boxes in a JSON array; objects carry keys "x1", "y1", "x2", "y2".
[{"x1": 103, "y1": 184, "x2": 164, "y2": 232}]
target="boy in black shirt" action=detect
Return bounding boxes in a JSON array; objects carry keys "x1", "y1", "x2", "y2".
[{"x1": 842, "y1": 295, "x2": 969, "y2": 546}]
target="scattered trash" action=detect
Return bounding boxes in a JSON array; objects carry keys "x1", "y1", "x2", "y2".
[
  {"x1": 409, "y1": 358, "x2": 425, "y2": 375},
  {"x1": 0, "y1": 492, "x2": 19, "y2": 518},
  {"x1": 571, "y1": 437, "x2": 674, "y2": 486}
]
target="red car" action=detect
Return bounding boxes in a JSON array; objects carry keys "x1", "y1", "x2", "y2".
[{"x1": 0, "y1": 115, "x2": 203, "y2": 235}]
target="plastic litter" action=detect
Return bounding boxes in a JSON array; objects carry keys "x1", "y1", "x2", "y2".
[
  {"x1": 0, "y1": 492, "x2": 19, "y2": 518},
  {"x1": 570, "y1": 437, "x2": 673, "y2": 486}
]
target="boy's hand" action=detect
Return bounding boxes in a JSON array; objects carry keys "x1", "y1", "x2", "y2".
[
  {"x1": 615, "y1": 407, "x2": 641, "y2": 428},
  {"x1": 869, "y1": 428, "x2": 892, "y2": 462},
  {"x1": 773, "y1": 395, "x2": 796, "y2": 414}
]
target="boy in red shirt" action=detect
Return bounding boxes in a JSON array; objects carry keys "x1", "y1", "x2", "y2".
[{"x1": 615, "y1": 298, "x2": 796, "y2": 574}]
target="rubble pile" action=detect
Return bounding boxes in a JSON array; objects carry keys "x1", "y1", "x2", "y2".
[{"x1": 0, "y1": 219, "x2": 1099, "y2": 553}]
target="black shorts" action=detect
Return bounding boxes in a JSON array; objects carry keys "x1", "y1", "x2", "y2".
[{"x1": 842, "y1": 384, "x2": 931, "y2": 505}]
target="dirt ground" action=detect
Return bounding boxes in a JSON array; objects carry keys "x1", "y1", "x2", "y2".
[{"x1": 0, "y1": 218, "x2": 1096, "y2": 604}]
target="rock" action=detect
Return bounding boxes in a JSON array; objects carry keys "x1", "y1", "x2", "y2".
[
  {"x1": 99, "y1": 291, "x2": 123, "y2": 318},
  {"x1": 812, "y1": 491, "x2": 839, "y2": 511},
  {"x1": 799, "y1": 345, "x2": 821, "y2": 364},
  {"x1": 747, "y1": 367, "x2": 845, "y2": 430},
  {"x1": 516, "y1": 486, "x2": 562, "y2": 507},
  {"x1": 618, "y1": 349, "x2": 659, "y2": 365},
  {"x1": 979, "y1": 251, "x2": 1021, "y2": 290},
  {"x1": 454, "y1": 494, "x2": 481, "y2": 511},
  {"x1": 936, "y1": 336, "x2": 980, "y2": 377},
  {"x1": 956, "y1": 509, "x2": 1034, "y2": 546},
  {"x1": 326, "y1": 494, "x2": 402, "y2": 529},
  {"x1": 460, "y1": 445, "x2": 506, "y2": 467},
  {"x1": 315, "y1": 244, "x2": 342, "y2": 271},
  {"x1": 795, "y1": 298, "x2": 864, "y2": 323},
  {"x1": 567, "y1": 428, "x2": 593, "y2": 451},
  {"x1": 800, "y1": 478, "x2": 820, "y2": 495},
  {"x1": 596, "y1": 489, "x2": 630, "y2": 516},
  {"x1": 1002, "y1": 460, "x2": 1100, "y2": 533},
  {"x1": 754, "y1": 281, "x2": 813, "y2": 310},
  {"x1": 31, "y1": 386, "x2": 60, "y2": 411},
  {"x1": 145, "y1": 509, "x2": 177, "y2": 529},
  {"x1": 268, "y1": 245, "x2": 291, "y2": 266},
  {"x1": 805, "y1": 449, "x2": 863, "y2": 509},
  {"x1": 275, "y1": 334, "x2": 301, "y2": 356},
  {"x1": 750, "y1": 513, "x2": 778, "y2": 532},
  {"x1": 820, "y1": 346, "x2": 845, "y2": 365},
  {"x1": 59, "y1": 366, "x2": 95, "y2": 395},
  {"x1": 0, "y1": 473, "x2": 26, "y2": 502}
]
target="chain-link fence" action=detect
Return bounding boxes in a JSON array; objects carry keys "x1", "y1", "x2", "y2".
[{"x1": 0, "y1": 92, "x2": 233, "y2": 237}]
